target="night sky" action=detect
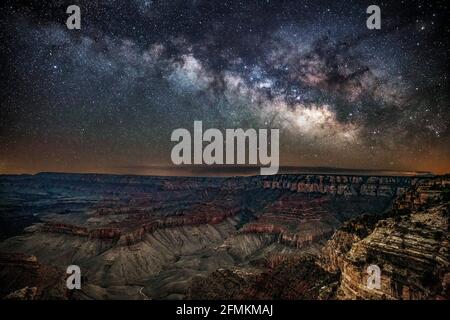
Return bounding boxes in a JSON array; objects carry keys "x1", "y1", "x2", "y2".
[{"x1": 1, "y1": 0, "x2": 449, "y2": 175}]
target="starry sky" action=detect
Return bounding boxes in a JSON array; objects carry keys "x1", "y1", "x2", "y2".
[{"x1": 1, "y1": 0, "x2": 449, "y2": 175}]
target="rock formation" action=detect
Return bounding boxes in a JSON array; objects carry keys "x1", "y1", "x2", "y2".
[
  {"x1": 0, "y1": 172, "x2": 447, "y2": 300},
  {"x1": 0, "y1": 253, "x2": 68, "y2": 299},
  {"x1": 321, "y1": 176, "x2": 450, "y2": 300}
]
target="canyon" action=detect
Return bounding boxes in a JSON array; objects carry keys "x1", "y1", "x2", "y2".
[{"x1": 0, "y1": 172, "x2": 448, "y2": 299}]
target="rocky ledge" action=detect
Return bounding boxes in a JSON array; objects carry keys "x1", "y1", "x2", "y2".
[
  {"x1": 0, "y1": 252, "x2": 68, "y2": 299},
  {"x1": 321, "y1": 176, "x2": 450, "y2": 300}
]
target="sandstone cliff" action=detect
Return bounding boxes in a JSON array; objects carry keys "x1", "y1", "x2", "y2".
[
  {"x1": 321, "y1": 176, "x2": 450, "y2": 300},
  {"x1": 0, "y1": 172, "x2": 447, "y2": 300},
  {"x1": 0, "y1": 252, "x2": 68, "y2": 299},
  {"x1": 188, "y1": 255, "x2": 339, "y2": 300}
]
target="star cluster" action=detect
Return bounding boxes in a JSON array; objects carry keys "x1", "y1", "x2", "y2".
[{"x1": 1, "y1": 0, "x2": 449, "y2": 174}]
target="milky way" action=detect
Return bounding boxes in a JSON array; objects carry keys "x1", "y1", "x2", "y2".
[{"x1": 1, "y1": 0, "x2": 449, "y2": 175}]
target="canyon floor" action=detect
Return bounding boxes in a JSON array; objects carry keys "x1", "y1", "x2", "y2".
[{"x1": 0, "y1": 173, "x2": 448, "y2": 300}]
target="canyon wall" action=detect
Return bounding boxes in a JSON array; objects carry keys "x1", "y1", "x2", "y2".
[
  {"x1": 1, "y1": 172, "x2": 447, "y2": 300},
  {"x1": 321, "y1": 176, "x2": 450, "y2": 299}
]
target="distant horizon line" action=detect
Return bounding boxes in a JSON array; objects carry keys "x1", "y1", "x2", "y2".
[{"x1": 0, "y1": 165, "x2": 444, "y2": 178}]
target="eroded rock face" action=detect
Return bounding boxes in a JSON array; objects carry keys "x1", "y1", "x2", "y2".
[
  {"x1": 262, "y1": 175, "x2": 412, "y2": 197},
  {"x1": 320, "y1": 230, "x2": 360, "y2": 274},
  {"x1": 41, "y1": 222, "x2": 121, "y2": 239},
  {"x1": 0, "y1": 253, "x2": 68, "y2": 299},
  {"x1": 240, "y1": 191, "x2": 393, "y2": 249},
  {"x1": 0, "y1": 173, "x2": 447, "y2": 300},
  {"x1": 320, "y1": 177, "x2": 450, "y2": 300},
  {"x1": 320, "y1": 214, "x2": 384, "y2": 273},
  {"x1": 237, "y1": 175, "x2": 410, "y2": 249},
  {"x1": 3, "y1": 286, "x2": 38, "y2": 300},
  {"x1": 338, "y1": 204, "x2": 449, "y2": 300},
  {"x1": 188, "y1": 255, "x2": 339, "y2": 300}
]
